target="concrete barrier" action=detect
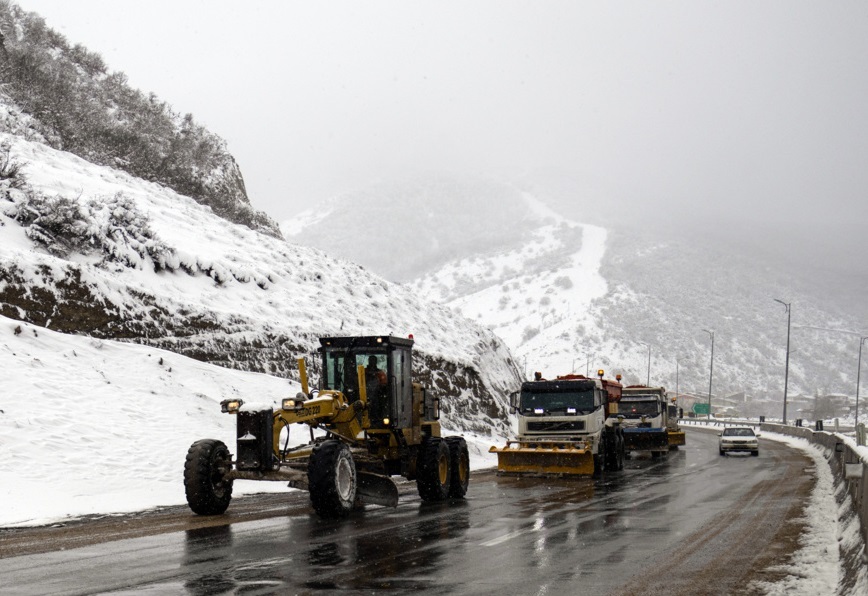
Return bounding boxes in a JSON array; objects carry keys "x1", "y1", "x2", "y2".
[{"x1": 759, "y1": 422, "x2": 867, "y2": 559}]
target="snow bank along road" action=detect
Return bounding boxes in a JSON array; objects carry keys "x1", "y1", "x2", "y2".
[{"x1": 0, "y1": 429, "x2": 820, "y2": 595}]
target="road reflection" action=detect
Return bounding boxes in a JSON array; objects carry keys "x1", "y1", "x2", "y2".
[
  {"x1": 301, "y1": 500, "x2": 472, "y2": 591},
  {"x1": 183, "y1": 524, "x2": 236, "y2": 595}
]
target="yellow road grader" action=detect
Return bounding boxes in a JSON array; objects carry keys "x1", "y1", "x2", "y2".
[{"x1": 183, "y1": 335, "x2": 470, "y2": 518}]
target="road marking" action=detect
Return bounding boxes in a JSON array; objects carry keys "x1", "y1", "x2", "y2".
[{"x1": 480, "y1": 529, "x2": 526, "y2": 546}]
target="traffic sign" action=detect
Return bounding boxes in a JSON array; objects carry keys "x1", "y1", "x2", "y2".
[{"x1": 693, "y1": 402, "x2": 710, "y2": 415}]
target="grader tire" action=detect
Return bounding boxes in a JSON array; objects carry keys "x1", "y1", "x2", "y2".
[
  {"x1": 308, "y1": 440, "x2": 357, "y2": 519},
  {"x1": 184, "y1": 439, "x2": 234, "y2": 515},
  {"x1": 445, "y1": 437, "x2": 470, "y2": 499},
  {"x1": 417, "y1": 437, "x2": 452, "y2": 502}
]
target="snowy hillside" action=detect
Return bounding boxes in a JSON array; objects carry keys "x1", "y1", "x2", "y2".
[
  {"x1": 413, "y1": 193, "x2": 608, "y2": 377},
  {"x1": 0, "y1": 132, "x2": 522, "y2": 438},
  {"x1": 0, "y1": 315, "x2": 293, "y2": 526}
]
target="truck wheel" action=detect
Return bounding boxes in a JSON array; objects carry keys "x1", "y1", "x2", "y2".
[
  {"x1": 445, "y1": 437, "x2": 470, "y2": 498},
  {"x1": 719, "y1": 449, "x2": 726, "y2": 456},
  {"x1": 617, "y1": 434, "x2": 625, "y2": 470},
  {"x1": 751, "y1": 450, "x2": 759, "y2": 457},
  {"x1": 308, "y1": 440, "x2": 357, "y2": 518},
  {"x1": 184, "y1": 439, "x2": 234, "y2": 515},
  {"x1": 593, "y1": 453, "x2": 604, "y2": 477},
  {"x1": 605, "y1": 432, "x2": 619, "y2": 472},
  {"x1": 417, "y1": 437, "x2": 452, "y2": 501}
]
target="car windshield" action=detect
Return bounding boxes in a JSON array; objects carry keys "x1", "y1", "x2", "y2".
[
  {"x1": 519, "y1": 380, "x2": 597, "y2": 413},
  {"x1": 722, "y1": 428, "x2": 755, "y2": 437}
]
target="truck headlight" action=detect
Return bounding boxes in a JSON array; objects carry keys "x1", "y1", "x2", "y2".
[{"x1": 221, "y1": 399, "x2": 244, "y2": 413}]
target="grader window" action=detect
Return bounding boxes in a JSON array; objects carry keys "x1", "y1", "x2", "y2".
[{"x1": 323, "y1": 349, "x2": 389, "y2": 398}]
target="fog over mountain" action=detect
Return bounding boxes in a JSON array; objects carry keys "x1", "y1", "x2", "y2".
[{"x1": 285, "y1": 173, "x2": 867, "y2": 416}]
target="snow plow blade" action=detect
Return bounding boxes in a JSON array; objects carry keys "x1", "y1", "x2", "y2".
[
  {"x1": 623, "y1": 429, "x2": 669, "y2": 452},
  {"x1": 668, "y1": 430, "x2": 686, "y2": 447},
  {"x1": 489, "y1": 441, "x2": 594, "y2": 476},
  {"x1": 357, "y1": 471, "x2": 399, "y2": 508}
]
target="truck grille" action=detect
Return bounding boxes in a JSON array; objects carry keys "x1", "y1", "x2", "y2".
[{"x1": 527, "y1": 420, "x2": 585, "y2": 432}]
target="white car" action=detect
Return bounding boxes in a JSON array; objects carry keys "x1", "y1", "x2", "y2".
[{"x1": 718, "y1": 427, "x2": 760, "y2": 456}]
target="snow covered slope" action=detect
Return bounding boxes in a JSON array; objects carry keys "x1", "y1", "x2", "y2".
[
  {"x1": 0, "y1": 133, "x2": 521, "y2": 440},
  {"x1": 0, "y1": 315, "x2": 294, "y2": 526}
]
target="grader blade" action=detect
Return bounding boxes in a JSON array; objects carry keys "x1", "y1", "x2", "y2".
[
  {"x1": 357, "y1": 471, "x2": 399, "y2": 508},
  {"x1": 489, "y1": 442, "x2": 595, "y2": 476}
]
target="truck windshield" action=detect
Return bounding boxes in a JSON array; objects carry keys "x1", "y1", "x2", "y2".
[
  {"x1": 519, "y1": 381, "x2": 597, "y2": 413},
  {"x1": 621, "y1": 400, "x2": 660, "y2": 417}
]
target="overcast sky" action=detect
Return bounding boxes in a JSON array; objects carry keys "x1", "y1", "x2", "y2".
[{"x1": 14, "y1": 1, "x2": 868, "y2": 231}]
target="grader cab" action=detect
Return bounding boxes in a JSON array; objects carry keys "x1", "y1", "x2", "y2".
[{"x1": 183, "y1": 335, "x2": 470, "y2": 519}]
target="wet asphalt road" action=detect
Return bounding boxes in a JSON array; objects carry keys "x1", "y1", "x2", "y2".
[{"x1": 1, "y1": 428, "x2": 812, "y2": 595}]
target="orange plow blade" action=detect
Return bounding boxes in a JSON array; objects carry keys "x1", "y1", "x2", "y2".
[
  {"x1": 668, "y1": 430, "x2": 686, "y2": 447},
  {"x1": 489, "y1": 441, "x2": 595, "y2": 476}
]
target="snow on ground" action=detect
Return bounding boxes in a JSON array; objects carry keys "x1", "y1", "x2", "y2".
[
  {"x1": 0, "y1": 314, "x2": 501, "y2": 528},
  {"x1": 0, "y1": 315, "x2": 294, "y2": 527}
]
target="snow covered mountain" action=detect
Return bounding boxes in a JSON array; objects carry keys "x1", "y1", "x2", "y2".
[{"x1": 286, "y1": 175, "x2": 867, "y2": 417}]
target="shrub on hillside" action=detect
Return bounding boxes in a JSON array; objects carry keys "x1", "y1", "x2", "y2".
[
  {"x1": 13, "y1": 189, "x2": 177, "y2": 269},
  {"x1": 0, "y1": 139, "x2": 25, "y2": 191},
  {"x1": 0, "y1": 2, "x2": 279, "y2": 237}
]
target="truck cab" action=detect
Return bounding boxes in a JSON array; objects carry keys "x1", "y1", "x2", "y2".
[
  {"x1": 618, "y1": 386, "x2": 670, "y2": 455},
  {"x1": 491, "y1": 371, "x2": 625, "y2": 476},
  {"x1": 515, "y1": 377, "x2": 605, "y2": 444}
]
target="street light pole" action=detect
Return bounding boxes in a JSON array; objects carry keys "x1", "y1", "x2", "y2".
[
  {"x1": 640, "y1": 342, "x2": 651, "y2": 387},
  {"x1": 573, "y1": 353, "x2": 593, "y2": 376},
  {"x1": 774, "y1": 299, "x2": 791, "y2": 424},
  {"x1": 675, "y1": 358, "x2": 680, "y2": 403},
  {"x1": 702, "y1": 330, "x2": 714, "y2": 419},
  {"x1": 639, "y1": 342, "x2": 651, "y2": 386},
  {"x1": 858, "y1": 336, "x2": 867, "y2": 427}
]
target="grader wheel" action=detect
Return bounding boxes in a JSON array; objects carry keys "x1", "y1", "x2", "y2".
[
  {"x1": 416, "y1": 437, "x2": 452, "y2": 501},
  {"x1": 184, "y1": 439, "x2": 234, "y2": 515},
  {"x1": 446, "y1": 436, "x2": 470, "y2": 498},
  {"x1": 308, "y1": 440, "x2": 357, "y2": 518}
]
